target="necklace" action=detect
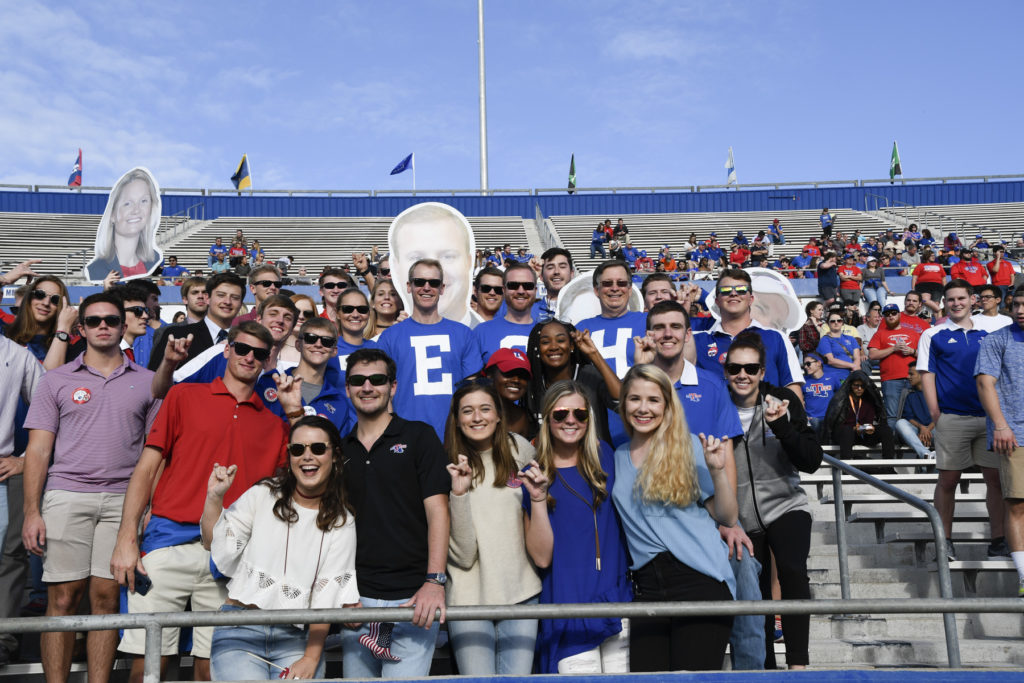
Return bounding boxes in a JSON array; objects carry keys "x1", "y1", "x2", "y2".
[{"x1": 555, "y1": 466, "x2": 603, "y2": 571}]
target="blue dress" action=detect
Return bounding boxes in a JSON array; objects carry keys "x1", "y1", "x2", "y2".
[{"x1": 524, "y1": 443, "x2": 633, "y2": 673}]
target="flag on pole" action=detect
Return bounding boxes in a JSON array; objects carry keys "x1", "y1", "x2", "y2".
[
  {"x1": 567, "y1": 154, "x2": 576, "y2": 194},
  {"x1": 390, "y1": 153, "x2": 414, "y2": 175},
  {"x1": 889, "y1": 141, "x2": 902, "y2": 181},
  {"x1": 725, "y1": 147, "x2": 737, "y2": 185},
  {"x1": 231, "y1": 154, "x2": 252, "y2": 190},
  {"x1": 67, "y1": 149, "x2": 82, "y2": 187}
]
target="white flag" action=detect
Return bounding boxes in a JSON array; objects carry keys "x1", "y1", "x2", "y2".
[{"x1": 725, "y1": 147, "x2": 737, "y2": 185}]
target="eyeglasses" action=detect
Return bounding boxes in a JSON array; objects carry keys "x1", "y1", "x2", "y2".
[
  {"x1": 716, "y1": 285, "x2": 751, "y2": 296},
  {"x1": 412, "y1": 277, "x2": 443, "y2": 288},
  {"x1": 599, "y1": 280, "x2": 630, "y2": 288},
  {"x1": 478, "y1": 284, "x2": 503, "y2": 295},
  {"x1": 506, "y1": 281, "x2": 536, "y2": 291},
  {"x1": 339, "y1": 304, "x2": 370, "y2": 314},
  {"x1": 979, "y1": 294, "x2": 999, "y2": 300},
  {"x1": 724, "y1": 362, "x2": 762, "y2": 376},
  {"x1": 252, "y1": 280, "x2": 281, "y2": 289},
  {"x1": 346, "y1": 373, "x2": 390, "y2": 386},
  {"x1": 287, "y1": 442, "x2": 330, "y2": 457},
  {"x1": 302, "y1": 333, "x2": 337, "y2": 348},
  {"x1": 228, "y1": 340, "x2": 271, "y2": 361},
  {"x1": 83, "y1": 315, "x2": 122, "y2": 328},
  {"x1": 378, "y1": 267, "x2": 391, "y2": 276},
  {"x1": 125, "y1": 306, "x2": 148, "y2": 318},
  {"x1": 31, "y1": 290, "x2": 61, "y2": 306},
  {"x1": 551, "y1": 407, "x2": 589, "y2": 423},
  {"x1": 320, "y1": 281, "x2": 349, "y2": 290}
]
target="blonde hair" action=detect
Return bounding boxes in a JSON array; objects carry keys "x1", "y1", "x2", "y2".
[
  {"x1": 95, "y1": 168, "x2": 161, "y2": 264},
  {"x1": 619, "y1": 364, "x2": 700, "y2": 507},
  {"x1": 535, "y1": 380, "x2": 608, "y2": 510}
]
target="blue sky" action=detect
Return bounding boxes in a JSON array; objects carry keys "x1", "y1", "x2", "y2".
[{"x1": 2, "y1": 1, "x2": 1022, "y2": 192}]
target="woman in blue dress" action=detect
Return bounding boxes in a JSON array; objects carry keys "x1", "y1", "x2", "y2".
[{"x1": 521, "y1": 380, "x2": 632, "y2": 674}]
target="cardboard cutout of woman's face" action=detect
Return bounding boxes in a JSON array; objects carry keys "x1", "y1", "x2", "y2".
[{"x1": 86, "y1": 166, "x2": 163, "y2": 283}]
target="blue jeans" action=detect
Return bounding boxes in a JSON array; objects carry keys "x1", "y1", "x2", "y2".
[
  {"x1": 448, "y1": 595, "x2": 538, "y2": 675},
  {"x1": 340, "y1": 596, "x2": 439, "y2": 678},
  {"x1": 808, "y1": 416, "x2": 825, "y2": 442},
  {"x1": 590, "y1": 243, "x2": 607, "y2": 259},
  {"x1": 881, "y1": 379, "x2": 908, "y2": 429},
  {"x1": 863, "y1": 286, "x2": 888, "y2": 306},
  {"x1": 895, "y1": 419, "x2": 932, "y2": 458},
  {"x1": 210, "y1": 605, "x2": 323, "y2": 680},
  {"x1": 728, "y1": 550, "x2": 765, "y2": 670}
]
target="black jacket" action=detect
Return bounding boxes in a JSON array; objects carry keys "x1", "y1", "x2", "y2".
[{"x1": 823, "y1": 370, "x2": 885, "y2": 440}]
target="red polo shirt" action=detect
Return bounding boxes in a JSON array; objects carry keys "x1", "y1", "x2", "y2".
[
  {"x1": 146, "y1": 377, "x2": 288, "y2": 524},
  {"x1": 868, "y1": 325, "x2": 921, "y2": 381}
]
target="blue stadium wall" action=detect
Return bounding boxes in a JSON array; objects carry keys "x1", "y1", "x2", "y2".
[{"x1": 2, "y1": 180, "x2": 1023, "y2": 219}]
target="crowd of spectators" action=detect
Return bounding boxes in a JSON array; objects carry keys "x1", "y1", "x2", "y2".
[{"x1": 1, "y1": 204, "x2": 1023, "y2": 680}]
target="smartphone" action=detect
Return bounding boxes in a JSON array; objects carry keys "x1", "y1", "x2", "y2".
[{"x1": 134, "y1": 569, "x2": 153, "y2": 596}]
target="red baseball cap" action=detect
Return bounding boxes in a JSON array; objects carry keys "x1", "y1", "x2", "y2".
[{"x1": 484, "y1": 348, "x2": 531, "y2": 376}]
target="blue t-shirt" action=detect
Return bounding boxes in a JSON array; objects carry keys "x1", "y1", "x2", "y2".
[
  {"x1": 917, "y1": 319, "x2": 989, "y2": 416},
  {"x1": 674, "y1": 364, "x2": 743, "y2": 440},
  {"x1": 818, "y1": 263, "x2": 839, "y2": 288},
  {"x1": 974, "y1": 324, "x2": 1024, "y2": 448},
  {"x1": 255, "y1": 364, "x2": 355, "y2": 435},
  {"x1": 162, "y1": 265, "x2": 188, "y2": 277},
  {"x1": 611, "y1": 436, "x2": 735, "y2": 597},
  {"x1": 820, "y1": 214, "x2": 833, "y2": 229},
  {"x1": 816, "y1": 333, "x2": 860, "y2": 379},
  {"x1": 791, "y1": 254, "x2": 811, "y2": 270},
  {"x1": 209, "y1": 244, "x2": 228, "y2": 257},
  {"x1": 901, "y1": 389, "x2": 931, "y2": 425},
  {"x1": 377, "y1": 317, "x2": 480, "y2": 439},
  {"x1": 576, "y1": 311, "x2": 648, "y2": 379},
  {"x1": 802, "y1": 370, "x2": 844, "y2": 419},
  {"x1": 332, "y1": 337, "x2": 377, "y2": 384},
  {"x1": 471, "y1": 317, "x2": 534, "y2": 366},
  {"x1": 694, "y1": 323, "x2": 802, "y2": 389}
]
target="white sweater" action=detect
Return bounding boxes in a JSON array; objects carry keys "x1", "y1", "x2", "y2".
[{"x1": 446, "y1": 434, "x2": 541, "y2": 606}]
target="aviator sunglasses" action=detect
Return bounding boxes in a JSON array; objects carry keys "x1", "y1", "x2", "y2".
[{"x1": 551, "y1": 407, "x2": 589, "y2": 423}]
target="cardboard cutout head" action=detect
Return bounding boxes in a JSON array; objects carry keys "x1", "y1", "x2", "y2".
[
  {"x1": 388, "y1": 202, "x2": 475, "y2": 323},
  {"x1": 86, "y1": 167, "x2": 163, "y2": 283},
  {"x1": 709, "y1": 267, "x2": 806, "y2": 333},
  {"x1": 555, "y1": 271, "x2": 643, "y2": 325}
]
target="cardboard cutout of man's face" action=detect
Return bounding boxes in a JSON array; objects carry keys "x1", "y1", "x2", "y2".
[{"x1": 388, "y1": 202, "x2": 475, "y2": 323}]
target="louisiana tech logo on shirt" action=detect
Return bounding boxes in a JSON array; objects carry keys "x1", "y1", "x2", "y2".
[
  {"x1": 684, "y1": 391, "x2": 702, "y2": 402},
  {"x1": 806, "y1": 381, "x2": 833, "y2": 398}
]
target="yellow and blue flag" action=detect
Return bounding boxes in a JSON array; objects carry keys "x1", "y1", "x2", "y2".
[{"x1": 231, "y1": 154, "x2": 252, "y2": 190}]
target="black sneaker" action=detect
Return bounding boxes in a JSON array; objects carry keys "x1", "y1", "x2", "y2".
[{"x1": 987, "y1": 539, "x2": 1011, "y2": 559}]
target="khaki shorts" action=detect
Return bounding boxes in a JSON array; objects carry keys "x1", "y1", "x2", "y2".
[
  {"x1": 41, "y1": 490, "x2": 124, "y2": 582},
  {"x1": 118, "y1": 541, "x2": 228, "y2": 658},
  {"x1": 934, "y1": 413, "x2": 1000, "y2": 470},
  {"x1": 999, "y1": 445, "x2": 1024, "y2": 500}
]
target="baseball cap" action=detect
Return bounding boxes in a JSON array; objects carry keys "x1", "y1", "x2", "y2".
[
  {"x1": 975, "y1": 233, "x2": 983, "y2": 238},
  {"x1": 484, "y1": 348, "x2": 531, "y2": 376},
  {"x1": 882, "y1": 303, "x2": 900, "y2": 314},
  {"x1": 867, "y1": 256, "x2": 878, "y2": 263},
  {"x1": 710, "y1": 231, "x2": 717, "y2": 236}
]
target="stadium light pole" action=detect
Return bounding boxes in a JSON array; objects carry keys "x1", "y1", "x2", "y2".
[{"x1": 477, "y1": 0, "x2": 489, "y2": 193}]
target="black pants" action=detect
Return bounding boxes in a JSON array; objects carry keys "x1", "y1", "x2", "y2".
[
  {"x1": 751, "y1": 510, "x2": 812, "y2": 668},
  {"x1": 834, "y1": 422, "x2": 896, "y2": 460},
  {"x1": 630, "y1": 552, "x2": 733, "y2": 671}
]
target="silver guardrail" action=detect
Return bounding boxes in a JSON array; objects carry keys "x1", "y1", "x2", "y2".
[
  {"x1": 821, "y1": 453, "x2": 960, "y2": 666},
  {"x1": 4, "y1": 598, "x2": 1024, "y2": 681}
]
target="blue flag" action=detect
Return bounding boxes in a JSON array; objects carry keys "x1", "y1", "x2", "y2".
[
  {"x1": 231, "y1": 154, "x2": 252, "y2": 190},
  {"x1": 390, "y1": 153, "x2": 414, "y2": 175}
]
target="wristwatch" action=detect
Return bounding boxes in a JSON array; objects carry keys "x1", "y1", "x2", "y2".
[
  {"x1": 425, "y1": 572, "x2": 447, "y2": 586},
  {"x1": 55, "y1": 331, "x2": 70, "y2": 343}
]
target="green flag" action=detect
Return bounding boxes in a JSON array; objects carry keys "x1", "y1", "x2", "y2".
[
  {"x1": 567, "y1": 154, "x2": 576, "y2": 194},
  {"x1": 890, "y1": 141, "x2": 902, "y2": 181}
]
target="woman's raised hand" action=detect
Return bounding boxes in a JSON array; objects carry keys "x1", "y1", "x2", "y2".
[
  {"x1": 446, "y1": 454, "x2": 473, "y2": 496},
  {"x1": 519, "y1": 460, "x2": 550, "y2": 502},
  {"x1": 206, "y1": 462, "x2": 237, "y2": 501},
  {"x1": 698, "y1": 433, "x2": 725, "y2": 472}
]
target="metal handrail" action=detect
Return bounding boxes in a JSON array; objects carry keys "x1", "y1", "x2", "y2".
[
  {"x1": 821, "y1": 453, "x2": 960, "y2": 667},
  {"x1": 4, "y1": 597, "x2": 1022, "y2": 681}
]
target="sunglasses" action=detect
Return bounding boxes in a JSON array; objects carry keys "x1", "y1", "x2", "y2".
[
  {"x1": 296, "y1": 308, "x2": 314, "y2": 318},
  {"x1": 253, "y1": 280, "x2": 281, "y2": 289},
  {"x1": 83, "y1": 315, "x2": 122, "y2": 328},
  {"x1": 828, "y1": 318, "x2": 844, "y2": 323},
  {"x1": 802, "y1": 359, "x2": 819, "y2": 367},
  {"x1": 478, "y1": 284, "x2": 504, "y2": 295},
  {"x1": 229, "y1": 340, "x2": 271, "y2": 361},
  {"x1": 717, "y1": 285, "x2": 751, "y2": 296},
  {"x1": 302, "y1": 333, "x2": 337, "y2": 348},
  {"x1": 412, "y1": 277, "x2": 443, "y2": 288},
  {"x1": 339, "y1": 304, "x2": 370, "y2": 314},
  {"x1": 31, "y1": 290, "x2": 61, "y2": 306},
  {"x1": 724, "y1": 362, "x2": 762, "y2": 376},
  {"x1": 378, "y1": 267, "x2": 391, "y2": 276},
  {"x1": 599, "y1": 280, "x2": 630, "y2": 288},
  {"x1": 288, "y1": 442, "x2": 330, "y2": 457},
  {"x1": 883, "y1": 310, "x2": 900, "y2": 316},
  {"x1": 321, "y1": 281, "x2": 349, "y2": 290},
  {"x1": 551, "y1": 407, "x2": 589, "y2": 423},
  {"x1": 124, "y1": 306, "x2": 148, "y2": 318},
  {"x1": 346, "y1": 373, "x2": 390, "y2": 386},
  {"x1": 506, "y1": 281, "x2": 536, "y2": 291}
]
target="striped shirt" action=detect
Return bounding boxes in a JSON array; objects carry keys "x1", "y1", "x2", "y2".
[{"x1": 0, "y1": 335, "x2": 43, "y2": 456}]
